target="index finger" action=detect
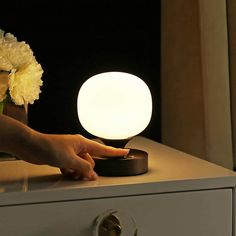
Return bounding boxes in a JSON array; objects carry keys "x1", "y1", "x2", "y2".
[{"x1": 83, "y1": 137, "x2": 129, "y2": 157}]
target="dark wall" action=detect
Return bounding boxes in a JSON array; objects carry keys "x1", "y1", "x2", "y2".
[{"x1": 1, "y1": 1, "x2": 161, "y2": 141}]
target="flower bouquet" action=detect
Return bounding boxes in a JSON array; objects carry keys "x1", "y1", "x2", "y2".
[{"x1": 0, "y1": 29, "x2": 43, "y2": 120}]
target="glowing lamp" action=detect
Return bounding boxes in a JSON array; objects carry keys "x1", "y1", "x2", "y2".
[{"x1": 77, "y1": 71, "x2": 152, "y2": 176}]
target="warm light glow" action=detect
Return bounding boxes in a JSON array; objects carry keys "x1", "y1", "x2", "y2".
[{"x1": 77, "y1": 72, "x2": 152, "y2": 140}]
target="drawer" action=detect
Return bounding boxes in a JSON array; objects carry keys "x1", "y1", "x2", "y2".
[{"x1": 0, "y1": 189, "x2": 232, "y2": 236}]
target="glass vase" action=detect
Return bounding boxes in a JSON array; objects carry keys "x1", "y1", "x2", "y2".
[
  {"x1": 0, "y1": 100, "x2": 28, "y2": 160},
  {"x1": 3, "y1": 101, "x2": 28, "y2": 125}
]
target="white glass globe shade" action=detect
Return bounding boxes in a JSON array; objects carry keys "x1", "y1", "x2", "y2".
[{"x1": 77, "y1": 72, "x2": 152, "y2": 140}]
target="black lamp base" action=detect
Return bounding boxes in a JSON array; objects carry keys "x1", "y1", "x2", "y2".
[{"x1": 93, "y1": 148, "x2": 148, "y2": 176}]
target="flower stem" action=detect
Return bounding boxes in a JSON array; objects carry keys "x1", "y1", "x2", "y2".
[{"x1": 0, "y1": 102, "x2": 4, "y2": 114}]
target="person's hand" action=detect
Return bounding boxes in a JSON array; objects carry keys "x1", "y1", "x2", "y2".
[
  {"x1": 18, "y1": 132, "x2": 129, "y2": 180},
  {"x1": 0, "y1": 114, "x2": 129, "y2": 180}
]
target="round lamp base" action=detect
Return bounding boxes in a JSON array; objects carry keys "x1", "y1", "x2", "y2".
[{"x1": 93, "y1": 149, "x2": 148, "y2": 176}]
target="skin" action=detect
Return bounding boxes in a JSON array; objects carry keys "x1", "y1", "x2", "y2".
[{"x1": 0, "y1": 114, "x2": 129, "y2": 180}]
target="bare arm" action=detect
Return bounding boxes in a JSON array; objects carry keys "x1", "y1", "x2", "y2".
[{"x1": 0, "y1": 114, "x2": 129, "y2": 180}]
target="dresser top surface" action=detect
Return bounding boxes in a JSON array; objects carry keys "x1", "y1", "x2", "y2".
[{"x1": 0, "y1": 136, "x2": 236, "y2": 205}]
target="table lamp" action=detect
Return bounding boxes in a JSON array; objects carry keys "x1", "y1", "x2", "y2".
[{"x1": 77, "y1": 71, "x2": 152, "y2": 176}]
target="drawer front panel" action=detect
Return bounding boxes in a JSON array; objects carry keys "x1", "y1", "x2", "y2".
[{"x1": 0, "y1": 189, "x2": 232, "y2": 236}]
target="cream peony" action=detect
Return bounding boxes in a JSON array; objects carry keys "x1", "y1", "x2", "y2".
[{"x1": 0, "y1": 29, "x2": 43, "y2": 105}]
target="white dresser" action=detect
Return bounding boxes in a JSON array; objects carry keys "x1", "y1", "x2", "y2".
[{"x1": 0, "y1": 136, "x2": 235, "y2": 236}]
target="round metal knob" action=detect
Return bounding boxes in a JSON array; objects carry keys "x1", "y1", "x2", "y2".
[
  {"x1": 98, "y1": 213, "x2": 122, "y2": 236},
  {"x1": 93, "y1": 209, "x2": 137, "y2": 236}
]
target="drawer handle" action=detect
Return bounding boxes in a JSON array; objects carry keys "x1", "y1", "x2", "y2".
[
  {"x1": 98, "y1": 212, "x2": 122, "y2": 236},
  {"x1": 93, "y1": 209, "x2": 137, "y2": 236}
]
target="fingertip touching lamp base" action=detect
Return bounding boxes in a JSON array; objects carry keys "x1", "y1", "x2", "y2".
[{"x1": 93, "y1": 149, "x2": 148, "y2": 176}]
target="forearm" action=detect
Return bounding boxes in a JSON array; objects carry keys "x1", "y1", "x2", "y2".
[
  {"x1": 0, "y1": 114, "x2": 36, "y2": 157},
  {"x1": 0, "y1": 114, "x2": 62, "y2": 166}
]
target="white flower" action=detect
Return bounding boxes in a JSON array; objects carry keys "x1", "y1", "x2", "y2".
[
  {"x1": 0, "y1": 55, "x2": 13, "y2": 71},
  {"x1": 0, "y1": 29, "x2": 43, "y2": 105},
  {"x1": 9, "y1": 63, "x2": 43, "y2": 105}
]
